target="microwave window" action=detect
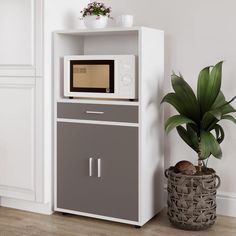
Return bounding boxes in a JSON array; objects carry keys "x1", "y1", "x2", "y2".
[
  {"x1": 70, "y1": 60, "x2": 114, "y2": 93},
  {"x1": 73, "y1": 64, "x2": 109, "y2": 88}
]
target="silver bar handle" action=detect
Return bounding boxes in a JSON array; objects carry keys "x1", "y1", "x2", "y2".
[
  {"x1": 86, "y1": 111, "x2": 104, "y2": 115},
  {"x1": 97, "y1": 158, "x2": 101, "y2": 178},
  {"x1": 89, "y1": 157, "x2": 93, "y2": 177}
]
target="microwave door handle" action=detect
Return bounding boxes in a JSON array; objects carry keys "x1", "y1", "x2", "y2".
[{"x1": 86, "y1": 111, "x2": 104, "y2": 115}]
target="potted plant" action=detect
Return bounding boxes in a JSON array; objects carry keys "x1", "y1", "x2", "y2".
[
  {"x1": 162, "y1": 61, "x2": 236, "y2": 230},
  {"x1": 80, "y1": 1, "x2": 112, "y2": 29}
]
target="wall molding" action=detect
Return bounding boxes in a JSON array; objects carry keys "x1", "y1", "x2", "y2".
[
  {"x1": 216, "y1": 192, "x2": 236, "y2": 217},
  {"x1": 0, "y1": 0, "x2": 43, "y2": 77},
  {"x1": 0, "y1": 83, "x2": 36, "y2": 201},
  {"x1": 0, "y1": 197, "x2": 52, "y2": 215},
  {"x1": 164, "y1": 185, "x2": 236, "y2": 217}
]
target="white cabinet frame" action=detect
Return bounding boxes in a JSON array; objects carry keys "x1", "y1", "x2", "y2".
[{"x1": 54, "y1": 27, "x2": 165, "y2": 226}]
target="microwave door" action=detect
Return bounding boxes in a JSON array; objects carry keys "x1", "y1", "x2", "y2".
[{"x1": 70, "y1": 60, "x2": 114, "y2": 94}]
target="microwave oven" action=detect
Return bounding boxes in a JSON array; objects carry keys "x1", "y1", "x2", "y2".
[{"x1": 64, "y1": 55, "x2": 136, "y2": 99}]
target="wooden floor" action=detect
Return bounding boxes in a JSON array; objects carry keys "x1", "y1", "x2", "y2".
[{"x1": 0, "y1": 207, "x2": 235, "y2": 236}]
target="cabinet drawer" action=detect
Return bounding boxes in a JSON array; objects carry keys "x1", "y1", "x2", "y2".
[{"x1": 57, "y1": 103, "x2": 138, "y2": 123}]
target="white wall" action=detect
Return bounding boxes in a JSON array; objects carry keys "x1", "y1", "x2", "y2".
[{"x1": 102, "y1": 0, "x2": 236, "y2": 216}]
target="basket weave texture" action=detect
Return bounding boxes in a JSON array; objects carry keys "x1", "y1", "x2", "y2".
[{"x1": 165, "y1": 167, "x2": 221, "y2": 231}]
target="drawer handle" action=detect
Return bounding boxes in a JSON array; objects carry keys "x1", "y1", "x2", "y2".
[
  {"x1": 86, "y1": 111, "x2": 104, "y2": 115},
  {"x1": 97, "y1": 158, "x2": 101, "y2": 178},
  {"x1": 89, "y1": 157, "x2": 93, "y2": 177}
]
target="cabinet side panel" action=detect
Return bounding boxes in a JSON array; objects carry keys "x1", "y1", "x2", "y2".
[{"x1": 139, "y1": 28, "x2": 164, "y2": 224}]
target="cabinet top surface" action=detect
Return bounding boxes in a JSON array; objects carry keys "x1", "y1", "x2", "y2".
[{"x1": 54, "y1": 26, "x2": 164, "y2": 36}]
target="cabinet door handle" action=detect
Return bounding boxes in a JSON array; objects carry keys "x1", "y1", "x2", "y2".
[
  {"x1": 97, "y1": 158, "x2": 101, "y2": 178},
  {"x1": 89, "y1": 157, "x2": 93, "y2": 177},
  {"x1": 86, "y1": 111, "x2": 104, "y2": 115}
]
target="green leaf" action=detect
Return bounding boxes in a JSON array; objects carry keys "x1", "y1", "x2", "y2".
[
  {"x1": 165, "y1": 115, "x2": 196, "y2": 134},
  {"x1": 213, "y1": 124, "x2": 225, "y2": 144},
  {"x1": 222, "y1": 115, "x2": 236, "y2": 124},
  {"x1": 187, "y1": 124, "x2": 199, "y2": 149},
  {"x1": 197, "y1": 66, "x2": 210, "y2": 115},
  {"x1": 197, "y1": 62, "x2": 223, "y2": 115},
  {"x1": 199, "y1": 131, "x2": 222, "y2": 160},
  {"x1": 206, "y1": 61, "x2": 223, "y2": 109},
  {"x1": 211, "y1": 91, "x2": 226, "y2": 108},
  {"x1": 211, "y1": 91, "x2": 236, "y2": 113},
  {"x1": 199, "y1": 131, "x2": 211, "y2": 159},
  {"x1": 176, "y1": 126, "x2": 198, "y2": 153},
  {"x1": 225, "y1": 95, "x2": 236, "y2": 106},
  {"x1": 201, "y1": 95, "x2": 236, "y2": 130},
  {"x1": 201, "y1": 111, "x2": 219, "y2": 130},
  {"x1": 176, "y1": 126, "x2": 198, "y2": 152},
  {"x1": 221, "y1": 104, "x2": 236, "y2": 115},
  {"x1": 171, "y1": 73, "x2": 200, "y2": 122},
  {"x1": 212, "y1": 93, "x2": 236, "y2": 113},
  {"x1": 161, "y1": 92, "x2": 186, "y2": 114},
  {"x1": 220, "y1": 96, "x2": 236, "y2": 115},
  {"x1": 214, "y1": 125, "x2": 220, "y2": 139}
]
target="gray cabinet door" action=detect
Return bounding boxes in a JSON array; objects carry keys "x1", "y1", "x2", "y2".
[{"x1": 57, "y1": 122, "x2": 139, "y2": 221}]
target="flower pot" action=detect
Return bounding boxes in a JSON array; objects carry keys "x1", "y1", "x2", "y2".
[
  {"x1": 83, "y1": 15, "x2": 108, "y2": 29},
  {"x1": 165, "y1": 167, "x2": 221, "y2": 231}
]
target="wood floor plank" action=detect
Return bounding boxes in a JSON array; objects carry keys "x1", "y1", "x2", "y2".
[{"x1": 0, "y1": 207, "x2": 235, "y2": 236}]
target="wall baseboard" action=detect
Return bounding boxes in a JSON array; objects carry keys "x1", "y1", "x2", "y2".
[
  {"x1": 1, "y1": 190, "x2": 236, "y2": 218},
  {"x1": 216, "y1": 192, "x2": 236, "y2": 217},
  {"x1": 164, "y1": 186, "x2": 236, "y2": 218},
  {"x1": 0, "y1": 197, "x2": 53, "y2": 215}
]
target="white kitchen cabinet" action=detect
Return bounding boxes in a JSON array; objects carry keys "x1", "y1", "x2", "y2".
[{"x1": 54, "y1": 27, "x2": 164, "y2": 226}]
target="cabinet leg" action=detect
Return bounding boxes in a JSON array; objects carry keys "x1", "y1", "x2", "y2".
[
  {"x1": 134, "y1": 225, "x2": 141, "y2": 229},
  {"x1": 62, "y1": 212, "x2": 69, "y2": 216}
]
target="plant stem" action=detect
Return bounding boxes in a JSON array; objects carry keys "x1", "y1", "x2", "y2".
[
  {"x1": 197, "y1": 140, "x2": 201, "y2": 171},
  {"x1": 198, "y1": 152, "x2": 202, "y2": 172}
]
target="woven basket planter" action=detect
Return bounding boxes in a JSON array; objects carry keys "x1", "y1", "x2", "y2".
[{"x1": 165, "y1": 167, "x2": 221, "y2": 231}]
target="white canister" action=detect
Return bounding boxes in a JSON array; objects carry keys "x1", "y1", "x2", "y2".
[{"x1": 116, "y1": 15, "x2": 134, "y2": 27}]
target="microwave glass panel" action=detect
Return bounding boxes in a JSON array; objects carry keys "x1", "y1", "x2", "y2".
[
  {"x1": 70, "y1": 60, "x2": 114, "y2": 93},
  {"x1": 73, "y1": 65, "x2": 109, "y2": 88}
]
